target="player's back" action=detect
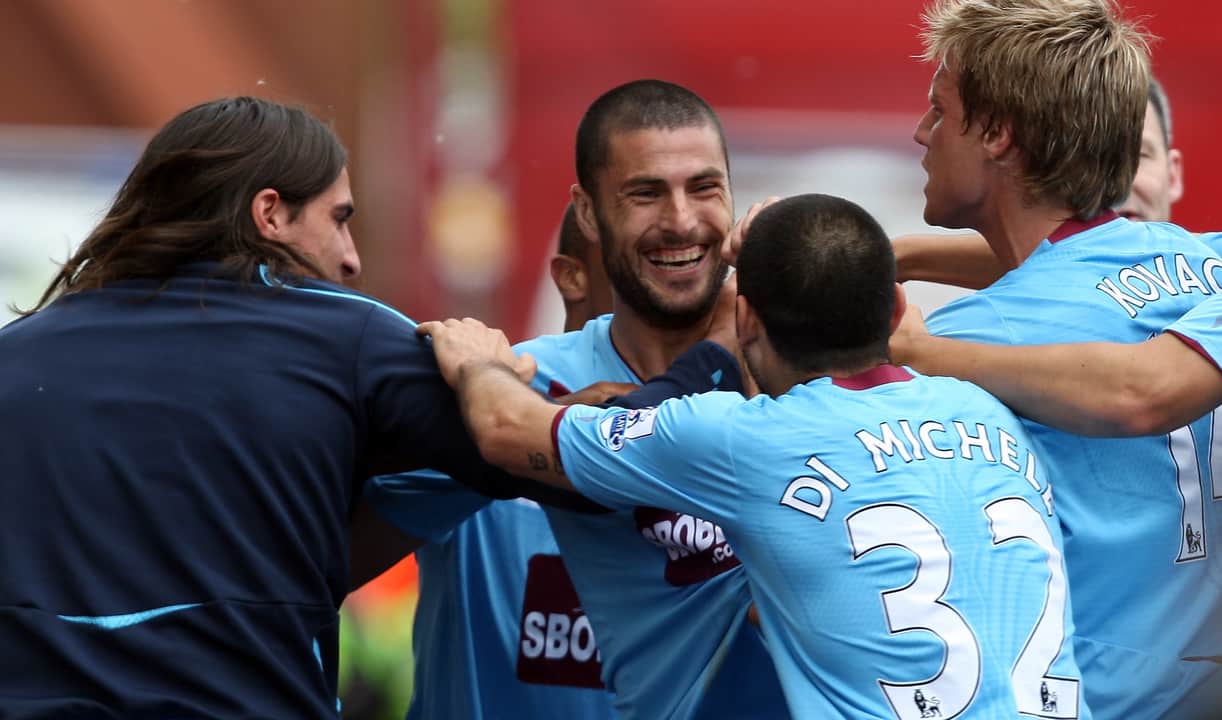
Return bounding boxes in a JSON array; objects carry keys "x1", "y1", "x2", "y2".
[
  {"x1": 926, "y1": 216, "x2": 1222, "y2": 717},
  {"x1": 520, "y1": 317, "x2": 789, "y2": 720},
  {"x1": 723, "y1": 369, "x2": 1086, "y2": 719},
  {"x1": 0, "y1": 263, "x2": 459, "y2": 718}
]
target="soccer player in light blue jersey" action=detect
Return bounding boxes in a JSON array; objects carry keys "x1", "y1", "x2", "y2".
[
  {"x1": 419, "y1": 193, "x2": 1089, "y2": 719},
  {"x1": 904, "y1": 1, "x2": 1222, "y2": 716},
  {"x1": 372, "y1": 80, "x2": 789, "y2": 720},
  {"x1": 893, "y1": 74, "x2": 1189, "y2": 291},
  {"x1": 889, "y1": 291, "x2": 1222, "y2": 440},
  {"x1": 367, "y1": 205, "x2": 620, "y2": 720}
]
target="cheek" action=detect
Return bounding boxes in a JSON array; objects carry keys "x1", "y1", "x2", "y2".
[
  {"x1": 701, "y1": 202, "x2": 733, "y2": 232},
  {"x1": 1130, "y1": 167, "x2": 1157, "y2": 199}
]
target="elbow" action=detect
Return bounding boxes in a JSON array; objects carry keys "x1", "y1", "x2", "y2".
[
  {"x1": 1108, "y1": 385, "x2": 1179, "y2": 438},
  {"x1": 1118, "y1": 405, "x2": 1174, "y2": 437},
  {"x1": 469, "y1": 407, "x2": 526, "y2": 470}
]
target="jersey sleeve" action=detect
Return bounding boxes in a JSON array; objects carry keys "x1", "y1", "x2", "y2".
[
  {"x1": 604, "y1": 340, "x2": 745, "y2": 408},
  {"x1": 1165, "y1": 294, "x2": 1222, "y2": 372},
  {"x1": 556, "y1": 392, "x2": 744, "y2": 523},
  {"x1": 925, "y1": 292, "x2": 1016, "y2": 344},
  {"x1": 364, "y1": 470, "x2": 491, "y2": 543},
  {"x1": 354, "y1": 307, "x2": 607, "y2": 513},
  {"x1": 1198, "y1": 231, "x2": 1222, "y2": 255},
  {"x1": 355, "y1": 306, "x2": 476, "y2": 478}
]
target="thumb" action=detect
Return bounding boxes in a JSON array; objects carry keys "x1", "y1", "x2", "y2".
[{"x1": 512, "y1": 352, "x2": 538, "y2": 384}]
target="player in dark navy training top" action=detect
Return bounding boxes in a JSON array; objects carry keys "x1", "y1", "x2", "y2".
[{"x1": 0, "y1": 97, "x2": 741, "y2": 719}]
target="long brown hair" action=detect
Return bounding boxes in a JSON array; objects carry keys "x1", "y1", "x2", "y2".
[{"x1": 22, "y1": 97, "x2": 346, "y2": 314}]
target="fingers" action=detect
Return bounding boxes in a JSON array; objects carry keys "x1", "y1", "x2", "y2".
[
  {"x1": 511, "y1": 352, "x2": 538, "y2": 384},
  {"x1": 553, "y1": 381, "x2": 641, "y2": 406},
  {"x1": 418, "y1": 317, "x2": 529, "y2": 387},
  {"x1": 723, "y1": 196, "x2": 781, "y2": 266},
  {"x1": 705, "y1": 272, "x2": 738, "y2": 354},
  {"x1": 897, "y1": 303, "x2": 928, "y2": 334},
  {"x1": 889, "y1": 304, "x2": 930, "y2": 365},
  {"x1": 416, "y1": 316, "x2": 488, "y2": 337}
]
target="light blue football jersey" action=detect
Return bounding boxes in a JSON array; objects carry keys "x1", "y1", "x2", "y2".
[
  {"x1": 369, "y1": 474, "x2": 616, "y2": 717},
  {"x1": 368, "y1": 315, "x2": 786, "y2": 720},
  {"x1": 518, "y1": 315, "x2": 790, "y2": 720},
  {"x1": 559, "y1": 365, "x2": 1087, "y2": 719},
  {"x1": 926, "y1": 215, "x2": 1222, "y2": 718},
  {"x1": 1167, "y1": 293, "x2": 1222, "y2": 367}
]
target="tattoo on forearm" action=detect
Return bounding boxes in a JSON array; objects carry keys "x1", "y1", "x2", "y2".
[{"x1": 526, "y1": 451, "x2": 566, "y2": 475}]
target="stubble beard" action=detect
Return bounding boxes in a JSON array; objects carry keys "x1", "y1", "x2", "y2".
[{"x1": 595, "y1": 210, "x2": 727, "y2": 332}]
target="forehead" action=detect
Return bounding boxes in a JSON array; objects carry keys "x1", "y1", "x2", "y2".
[
  {"x1": 601, "y1": 124, "x2": 727, "y2": 182},
  {"x1": 310, "y1": 167, "x2": 352, "y2": 204},
  {"x1": 1141, "y1": 103, "x2": 1166, "y2": 150},
  {"x1": 930, "y1": 62, "x2": 957, "y2": 101}
]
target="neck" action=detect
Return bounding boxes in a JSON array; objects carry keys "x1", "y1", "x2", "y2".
[
  {"x1": 790, "y1": 360, "x2": 887, "y2": 392},
  {"x1": 976, "y1": 188, "x2": 1073, "y2": 270},
  {"x1": 562, "y1": 303, "x2": 588, "y2": 333},
  {"x1": 758, "y1": 353, "x2": 889, "y2": 398},
  {"x1": 608, "y1": 305, "x2": 712, "y2": 380}
]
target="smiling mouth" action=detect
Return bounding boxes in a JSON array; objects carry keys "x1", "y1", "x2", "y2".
[{"x1": 646, "y1": 246, "x2": 707, "y2": 270}]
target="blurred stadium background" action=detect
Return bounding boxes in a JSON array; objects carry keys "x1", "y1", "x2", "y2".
[{"x1": 3, "y1": 1, "x2": 1219, "y2": 716}]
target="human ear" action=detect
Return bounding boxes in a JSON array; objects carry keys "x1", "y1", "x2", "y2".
[{"x1": 251, "y1": 188, "x2": 292, "y2": 241}]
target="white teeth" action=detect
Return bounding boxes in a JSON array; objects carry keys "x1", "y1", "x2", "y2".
[{"x1": 648, "y1": 247, "x2": 705, "y2": 267}]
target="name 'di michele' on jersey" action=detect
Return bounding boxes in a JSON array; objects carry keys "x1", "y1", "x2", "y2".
[{"x1": 780, "y1": 419, "x2": 1052, "y2": 522}]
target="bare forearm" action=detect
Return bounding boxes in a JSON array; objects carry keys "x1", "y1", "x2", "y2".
[
  {"x1": 455, "y1": 359, "x2": 573, "y2": 490},
  {"x1": 898, "y1": 334, "x2": 1222, "y2": 436},
  {"x1": 893, "y1": 233, "x2": 1005, "y2": 290}
]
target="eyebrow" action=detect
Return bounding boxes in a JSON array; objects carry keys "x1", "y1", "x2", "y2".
[{"x1": 621, "y1": 167, "x2": 727, "y2": 189}]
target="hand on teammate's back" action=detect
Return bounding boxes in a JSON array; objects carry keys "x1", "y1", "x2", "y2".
[{"x1": 417, "y1": 318, "x2": 537, "y2": 388}]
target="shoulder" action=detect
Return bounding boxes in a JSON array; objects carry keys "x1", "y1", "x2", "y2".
[
  {"x1": 1196, "y1": 230, "x2": 1222, "y2": 255},
  {"x1": 516, "y1": 316, "x2": 614, "y2": 391},
  {"x1": 925, "y1": 290, "x2": 1004, "y2": 332},
  {"x1": 515, "y1": 315, "x2": 610, "y2": 356},
  {"x1": 257, "y1": 267, "x2": 417, "y2": 328},
  {"x1": 655, "y1": 391, "x2": 756, "y2": 439}
]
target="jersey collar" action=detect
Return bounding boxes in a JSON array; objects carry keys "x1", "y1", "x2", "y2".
[
  {"x1": 830, "y1": 364, "x2": 914, "y2": 390},
  {"x1": 1048, "y1": 209, "x2": 1119, "y2": 243}
]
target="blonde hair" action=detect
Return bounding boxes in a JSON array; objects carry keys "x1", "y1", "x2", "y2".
[{"x1": 921, "y1": 0, "x2": 1150, "y2": 219}]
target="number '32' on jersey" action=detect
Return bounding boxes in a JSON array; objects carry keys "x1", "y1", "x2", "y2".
[{"x1": 558, "y1": 365, "x2": 1089, "y2": 720}]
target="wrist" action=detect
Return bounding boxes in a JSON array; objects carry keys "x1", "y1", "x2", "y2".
[{"x1": 456, "y1": 358, "x2": 515, "y2": 388}]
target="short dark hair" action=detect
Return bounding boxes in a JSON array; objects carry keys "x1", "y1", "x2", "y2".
[
  {"x1": 737, "y1": 194, "x2": 896, "y2": 373},
  {"x1": 1148, "y1": 75, "x2": 1173, "y2": 148},
  {"x1": 575, "y1": 79, "x2": 727, "y2": 198},
  {"x1": 556, "y1": 203, "x2": 587, "y2": 260},
  {"x1": 24, "y1": 97, "x2": 346, "y2": 314}
]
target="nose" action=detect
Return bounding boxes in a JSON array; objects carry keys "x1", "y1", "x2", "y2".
[
  {"x1": 913, "y1": 110, "x2": 932, "y2": 148},
  {"x1": 660, "y1": 191, "x2": 698, "y2": 236},
  {"x1": 342, "y1": 235, "x2": 362, "y2": 279}
]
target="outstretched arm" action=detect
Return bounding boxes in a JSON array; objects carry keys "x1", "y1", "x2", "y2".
[
  {"x1": 416, "y1": 317, "x2": 746, "y2": 490},
  {"x1": 892, "y1": 232, "x2": 1004, "y2": 290},
  {"x1": 890, "y1": 304, "x2": 1222, "y2": 436},
  {"x1": 455, "y1": 354, "x2": 572, "y2": 488}
]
